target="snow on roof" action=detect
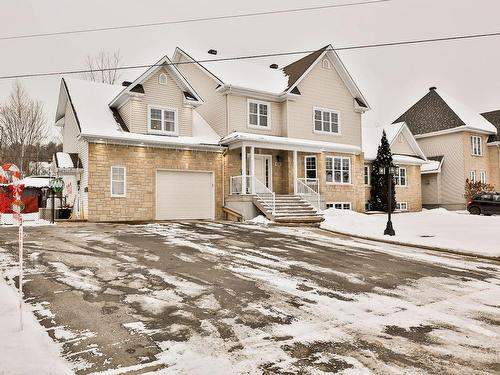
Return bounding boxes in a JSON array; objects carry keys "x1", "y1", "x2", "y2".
[
  {"x1": 176, "y1": 48, "x2": 289, "y2": 95},
  {"x1": 55, "y1": 152, "x2": 75, "y2": 169},
  {"x1": 220, "y1": 132, "x2": 362, "y2": 154},
  {"x1": 421, "y1": 160, "x2": 441, "y2": 173},
  {"x1": 19, "y1": 176, "x2": 51, "y2": 188},
  {"x1": 63, "y1": 78, "x2": 222, "y2": 149},
  {"x1": 436, "y1": 90, "x2": 497, "y2": 134},
  {"x1": 393, "y1": 155, "x2": 426, "y2": 165},
  {"x1": 362, "y1": 123, "x2": 404, "y2": 160}
]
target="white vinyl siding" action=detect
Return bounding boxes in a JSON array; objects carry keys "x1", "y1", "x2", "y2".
[
  {"x1": 313, "y1": 107, "x2": 340, "y2": 135},
  {"x1": 396, "y1": 167, "x2": 407, "y2": 186},
  {"x1": 111, "y1": 166, "x2": 126, "y2": 197},
  {"x1": 326, "y1": 202, "x2": 352, "y2": 210},
  {"x1": 248, "y1": 99, "x2": 271, "y2": 128},
  {"x1": 326, "y1": 156, "x2": 351, "y2": 184},
  {"x1": 471, "y1": 136, "x2": 482, "y2": 156},
  {"x1": 148, "y1": 105, "x2": 178, "y2": 135}
]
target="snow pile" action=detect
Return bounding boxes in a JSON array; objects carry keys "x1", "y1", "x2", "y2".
[
  {"x1": 320, "y1": 208, "x2": 500, "y2": 258},
  {"x1": 55, "y1": 152, "x2": 75, "y2": 169},
  {"x1": 0, "y1": 279, "x2": 72, "y2": 374},
  {"x1": 247, "y1": 215, "x2": 271, "y2": 225}
]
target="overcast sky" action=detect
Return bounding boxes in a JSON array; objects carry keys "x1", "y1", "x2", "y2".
[{"x1": 1, "y1": 0, "x2": 499, "y2": 141}]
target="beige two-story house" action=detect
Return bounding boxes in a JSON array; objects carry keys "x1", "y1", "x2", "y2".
[
  {"x1": 394, "y1": 87, "x2": 498, "y2": 210},
  {"x1": 55, "y1": 45, "x2": 373, "y2": 223},
  {"x1": 174, "y1": 45, "x2": 370, "y2": 222}
]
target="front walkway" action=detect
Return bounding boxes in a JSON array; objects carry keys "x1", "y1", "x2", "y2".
[{"x1": 0, "y1": 222, "x2": 499, "y2": 374}]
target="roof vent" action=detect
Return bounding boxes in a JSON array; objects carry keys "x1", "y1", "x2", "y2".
[
  {"x1": 269, "y1": 63, "x2": 279, "y2": 69},
  {"x1": 208, "y1": 49, "x2": 217, "y2": 55},
  {"x1": 429, "y1": 86, "x2": 437, "y2": 91},
  {"x1": 122, "y1": 81, "x2": 132, "y2": 87}
]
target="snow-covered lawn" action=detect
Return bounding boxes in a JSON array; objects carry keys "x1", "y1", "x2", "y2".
[
  {"x1": 321, "y1": 208, "x2": 500, "y2": 258},
  {"x1": 0, "y1": 278, "x2": 71, "y2": 375}
]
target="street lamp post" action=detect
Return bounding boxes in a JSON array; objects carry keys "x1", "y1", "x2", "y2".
[{"x1": 379, "y1": 165, "x2": 397, "y2": 236}]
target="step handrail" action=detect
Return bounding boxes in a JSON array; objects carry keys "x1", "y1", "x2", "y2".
[
  {"x1": 296, "y1": 178, "x2": 320, "y2": 210},
  {"x1": 252, "y1": 176, "x2": 275, "y2": 215}
]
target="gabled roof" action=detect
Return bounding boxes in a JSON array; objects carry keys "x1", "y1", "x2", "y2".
[
  {"x1": 282, "y1": 45, "x2": 369, "y2": 110},
  {"x1": 108, "y1": 54, "x2": 203, "y2": 108},
  {"x1": 421, "y1": 155, "x2": 444, "y2": 174},
  {"x1": 363, "y1": 122, "x2": 427, "y2": 163},
  {"x1": 173, "y1": 45, "x2": 369, "y2": 109},
  {"x1": 54, "y1": 152, "x2": 82, "y2": 169},
  {"x1": 481, "y1": 110, "x2": 500, "y2": 143},
  {"x1": 394, "y1": 87, "x2": 497, "y2": 136},
  {"x1": 54, "y1": 78, "x2": 221, "y2": 150}
]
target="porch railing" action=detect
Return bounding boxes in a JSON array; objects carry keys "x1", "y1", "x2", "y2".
[
  {"x1": 229, "y1": 175, "x2": 275, "y2": 215},
  {"x1": 296, "y1": 178, "x2": 320, "y2": 211},
  {"x1": 251, "y1": 176, "x2": 275, "y2": 215},
  {"x1": 229, "y1": 175, "x2": 252, "y2": 195}
]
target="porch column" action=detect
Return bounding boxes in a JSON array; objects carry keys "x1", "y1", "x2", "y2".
[
  {"x1": 249, "y1": 146, "x2": 255, "y2": 194},
  {"x1": 241, "y1": 145, "x2": 247, "y2": 194},
  {"x1": 293, "y1": 150, "x2": 298, "y2": 194}
]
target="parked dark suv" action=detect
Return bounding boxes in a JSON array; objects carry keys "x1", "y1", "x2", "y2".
[{"x1": 467, "y1": 192, "x2": 500, "y2": 215}]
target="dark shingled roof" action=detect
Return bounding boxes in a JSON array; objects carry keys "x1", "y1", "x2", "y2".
[
  {"x1": 282, "y1": 46, "x2": 329, "y2": 90},
  {"x1": 69, "y1": 153, "x2": 83, "y2": 169},
  {"x1": 393, "y1": 88, "x2": 465, "y2": 135},
  {"x1": 481, "y1": 110, "x2": 500, "y2": 142}
]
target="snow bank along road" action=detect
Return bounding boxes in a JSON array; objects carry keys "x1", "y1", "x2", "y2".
[{"x1": 0, "y1": 222, "x2": 499, "y2": 374}]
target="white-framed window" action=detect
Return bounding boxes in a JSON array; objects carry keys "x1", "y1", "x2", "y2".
[
  {"x1": 326, "y1": 202, "x2": 352, "y2": 210},
  {"x1": 148, "y1": 105, "x2": 178, "y2": 135},
  {"x1": 364, "y1": 164, "x2": 370, "y2": 185},
  {"x1": 304, "y1": 156, "x2": 317, "y2": 181},
  {"x1": 111, "y1": 166, "x2": 126, "y2": 197},
  {"x1": 396, "y1": 202, "x2": 408, "y2": 211},
  {"x1": 322, "y1": 58, "x2": 331, "y2": 69},
  {"x1": 313, "y1": 107, "x2": 341, "y2": 135},
  {"x1": 471, "y1": 135, "x2": 482, "y2": 156},
  {"x1": 158, "y1": 73, "x2": 168, "y2": 85},
  {"x1": 470, "y1": 170, "x2": 476, "y2": 182},
  {"x1": 395, "y1": 167, "x2": 407, "y2": 186},
  {"x1": 326, "y1": 156, "x2": 351, "y2": 184},
  {"x1": 248, "y1": 99, "x2": 271, "y2": 128},
  {"x1": 480, "y1": 171, "x2": 487, "y2": 184}
]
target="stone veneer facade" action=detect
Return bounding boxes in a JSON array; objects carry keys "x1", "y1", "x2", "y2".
[{"x1": 87, "y1": 143, "x2": 224, "y2": 222}]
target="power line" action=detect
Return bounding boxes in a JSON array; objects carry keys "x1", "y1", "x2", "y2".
[
  {"x1": 0, "y1": 0, "x2": 389, "y2": 41},
  {"x1": 0, "y1": 31, "x2": 499, "y2": 81}
]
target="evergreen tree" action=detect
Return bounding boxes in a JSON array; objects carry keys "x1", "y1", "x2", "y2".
[{"x1": 369, "y1": 130, "x2": 396, "y2": 212}]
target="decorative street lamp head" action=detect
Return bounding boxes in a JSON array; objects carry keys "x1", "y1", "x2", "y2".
[
  {"x1": 50, "y1": 176, "x2": 64, "y2": 193},
  {"x1": 379, "y1": 166, "x2": 386, "y2": 175}
]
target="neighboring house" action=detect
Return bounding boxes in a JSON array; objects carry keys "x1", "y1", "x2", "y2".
[
  {"x1": 480, "y1": 110, "x2": 500, "y2": 190},
  {"x1": 362, "y1": 123, "x2": 427, "y2": 212},
  {"x1": 55, "y1": 45, "x2": 371, "y2": 223},
  {"x1": 393, "y1": 87, "x2": 498, "y2": 210},
  {"x1": 174, "y1": 45, "x2": 370, "y2": 221}
]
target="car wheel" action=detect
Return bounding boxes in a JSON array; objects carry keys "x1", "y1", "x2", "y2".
[{"x1": 469, "y1": 206, "x2": 481, "y2": 215}]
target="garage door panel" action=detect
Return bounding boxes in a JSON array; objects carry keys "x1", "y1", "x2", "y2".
[{"x1": 156, "y1": 171, "x2": 214, "y2": 220}]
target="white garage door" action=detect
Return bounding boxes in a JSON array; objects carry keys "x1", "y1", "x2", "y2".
[{"x1": 156, "y1": 170, "x2": 214, "y2": 220}]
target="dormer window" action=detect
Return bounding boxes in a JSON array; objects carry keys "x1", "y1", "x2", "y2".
[
  {"x1": 322, "y1": 58, "x2": 331, "y2": 69},
  {"x1": 148, "y1": 105, "x2": 178, "y2": 135},
  {"x1": 158, "y1": 73, "x2": 168, "y2": 85}
]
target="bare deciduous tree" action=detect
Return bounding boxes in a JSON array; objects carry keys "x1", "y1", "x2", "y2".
[
  {"x1": 0, "y1": 81, "x2": 48, "y2": 174},
  {"x1": 82, "y1": 49, "x2": 122, "y2": 84}
]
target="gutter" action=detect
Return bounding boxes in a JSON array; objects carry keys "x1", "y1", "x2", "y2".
[{"x1": 80, "y1": 133, "x2": 225, "y2": 153}]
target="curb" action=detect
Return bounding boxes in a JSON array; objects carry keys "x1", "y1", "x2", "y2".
[{"x1": 315, "y1": 228, "x2": 500, "y2": 263}]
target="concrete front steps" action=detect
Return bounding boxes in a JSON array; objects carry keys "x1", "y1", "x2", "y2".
[{"x1": 253, "y1": 194, "x2": 323, "y2": 226}]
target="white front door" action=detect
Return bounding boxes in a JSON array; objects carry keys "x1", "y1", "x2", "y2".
[{"x1": 249, "y1": 154, "x2": 272, "y2": 189}]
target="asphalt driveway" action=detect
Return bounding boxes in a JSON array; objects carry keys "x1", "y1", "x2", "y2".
[{"x1": 0, "y1": 221, "x2": 499, "y2": 374}]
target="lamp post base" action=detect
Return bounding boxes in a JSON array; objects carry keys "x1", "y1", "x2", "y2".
[{"x1": 384, "y1": 220, "x2": 396, "y2": 236}]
